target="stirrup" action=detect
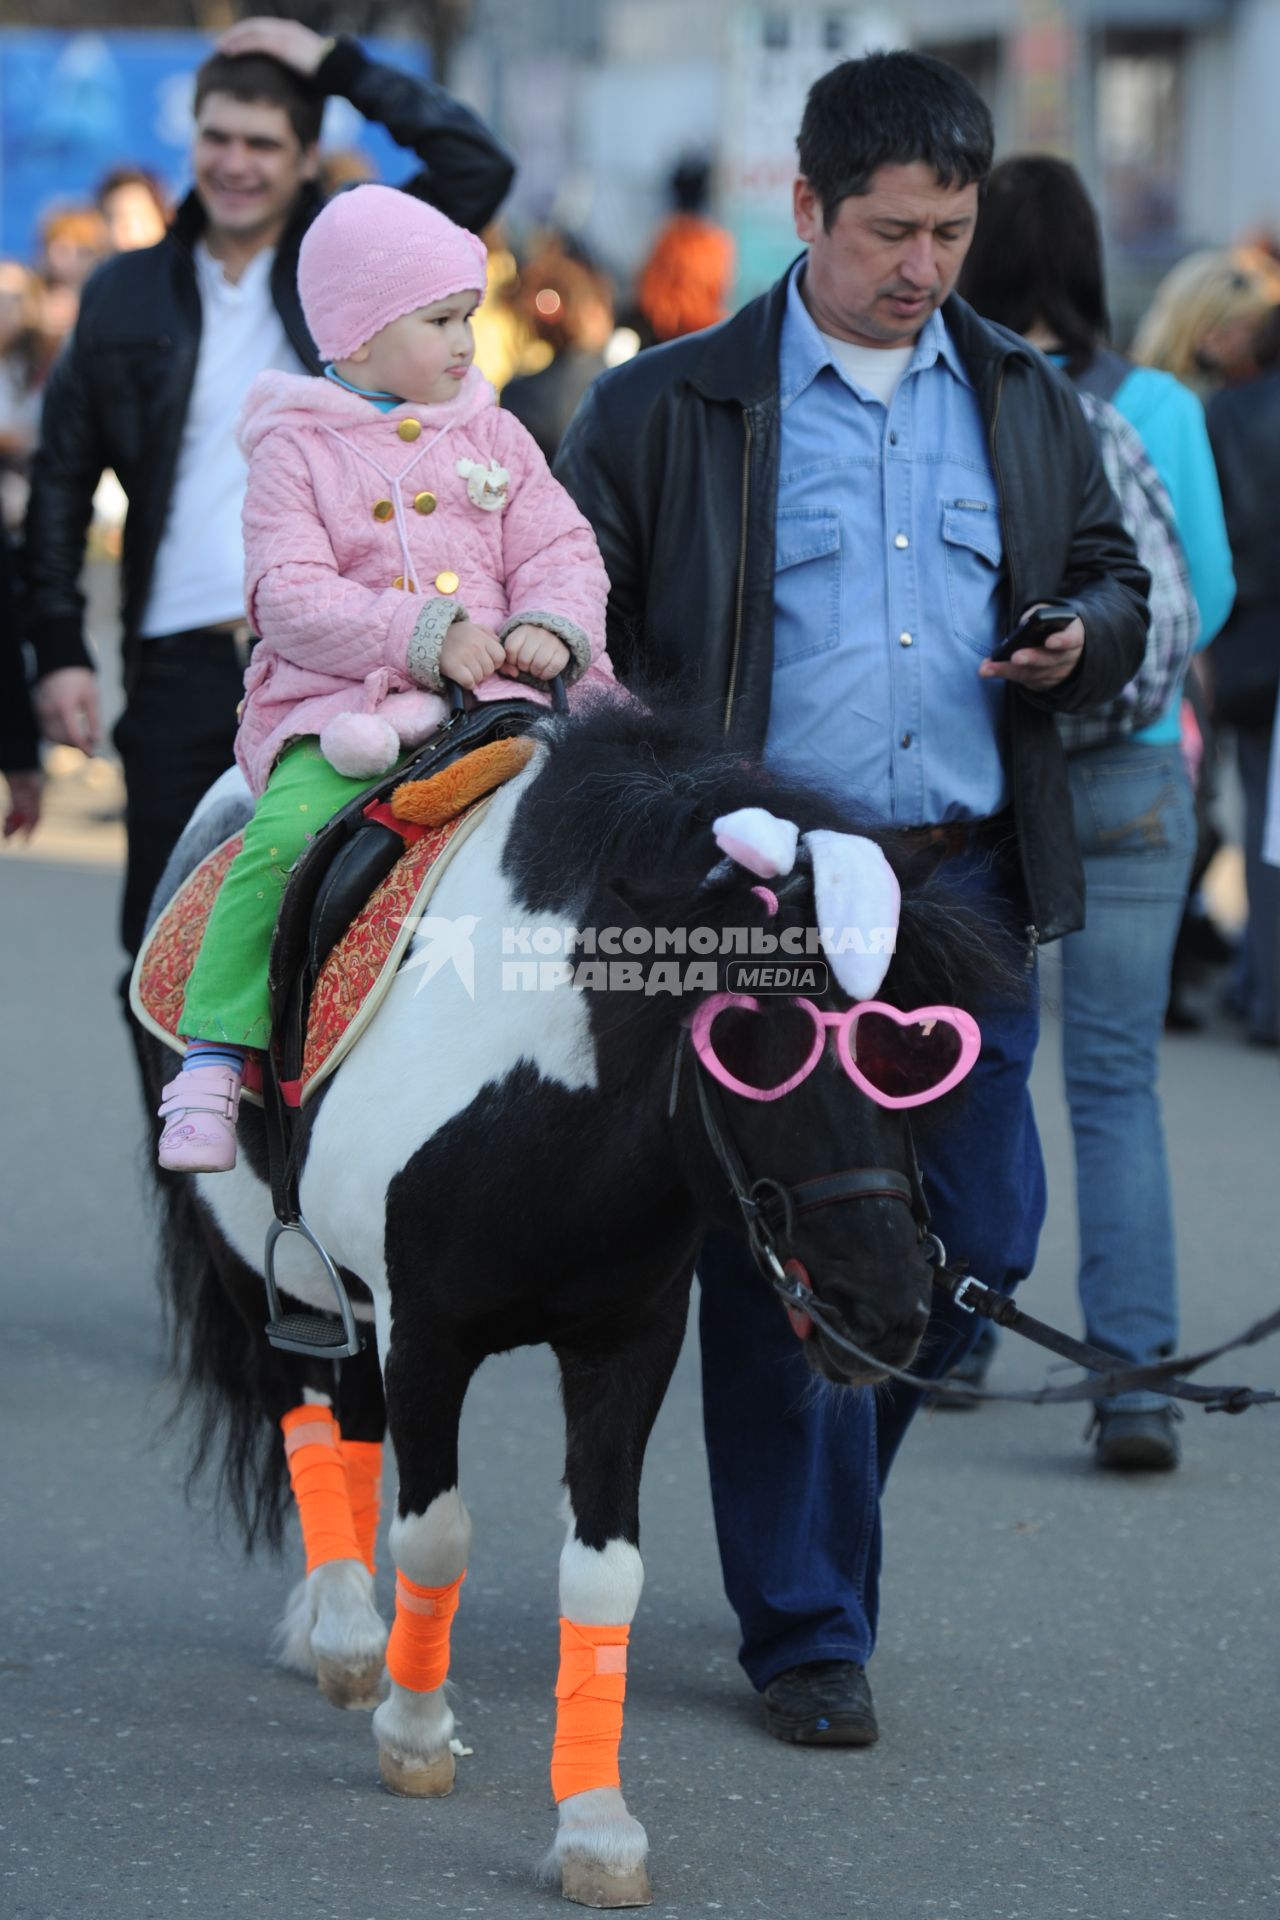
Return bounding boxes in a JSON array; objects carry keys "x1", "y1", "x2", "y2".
[{"x1": 262, "y1": 1216, "x2": 363, "y2": 1357}]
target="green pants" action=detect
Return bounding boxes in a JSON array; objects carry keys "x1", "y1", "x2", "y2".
[{"x1": 180, "y1": 740, "x2": 384, "y2": 1050}]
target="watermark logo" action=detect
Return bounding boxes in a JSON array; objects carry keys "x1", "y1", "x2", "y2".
[
  {"x1": 724, "y1": 960, "x2": 829, "y2": 995},
  {"x1": 402, "y1": 914, "x2": 480, "y2": 1001},
  {"x1": 397, "y1": 918, "x2": 890, "y2": 999}
]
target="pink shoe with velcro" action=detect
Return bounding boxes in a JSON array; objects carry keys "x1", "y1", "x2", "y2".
[{"x1": 157, "y1": 1064, "x2": 242, "y2": 1172}]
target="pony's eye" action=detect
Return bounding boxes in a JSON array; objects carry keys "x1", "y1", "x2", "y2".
[{"x1": 709, "y1": 1000, "x2": 817, "y2": 1092}]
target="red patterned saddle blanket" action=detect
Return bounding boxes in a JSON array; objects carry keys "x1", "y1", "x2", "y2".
[{"x1": 130, "y1": 803, "x2": 489, "y2": 1105}]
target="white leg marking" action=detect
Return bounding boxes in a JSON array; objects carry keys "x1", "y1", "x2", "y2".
[
  {"x1": 274, "y1": 1577, "x2": 317, "y2": 1677},
  {"x1": 309, "y1": 1562, "x2": 387, "y2": 1686},
  {"x1": 391, "y1": 1489, "x2": 471, "y2": 1588},
  {"x1": 559, "y1": 1534, "x2": 644, "y2": 1625},
  {"x1": 373, "y1": 1682, "x2": 457, "y2": 1779},
  {"x1": 273, "y1": 1562, "x2": 388, "y2": 1710},
  {"x1": 545, "y1": 1509, "x2": 650, "y2": 1895},
  {"x1": 540, "y1": 1788, "x2": 651, "y2": 1886},
  {"x1": 372, "y1": 1490, "x2": 472, "y2": 1776}
]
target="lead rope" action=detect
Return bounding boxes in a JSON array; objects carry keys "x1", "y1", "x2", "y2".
[{"x1": 680, "y1": 1036, "x2": 1279, "y2": 1415}]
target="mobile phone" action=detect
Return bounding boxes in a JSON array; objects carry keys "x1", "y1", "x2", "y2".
[{"x1": 989, "y1": 600, "x2": 1077, "y2": 664}]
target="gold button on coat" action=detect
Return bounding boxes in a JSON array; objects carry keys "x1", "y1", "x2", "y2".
[
  {"x1": 413, "y1": 490, "x2": 437, "y2": 515},
  {"x1": 397, "y1": 419, "x2": 421, "y2": 441},
  {"x1": 435, "y1": 570, "x2": 460, "y2": 594},
  {"x1": 393, "y1": 577, "x2": 417, "y2": 592},
  {"x1": 372, "y1": 499, "x2": 394, "y2": 521}
]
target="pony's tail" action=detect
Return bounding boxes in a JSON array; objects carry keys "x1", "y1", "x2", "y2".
[{"x1": 149, "y1": 1132, "x2": 292, "y2": 1556}]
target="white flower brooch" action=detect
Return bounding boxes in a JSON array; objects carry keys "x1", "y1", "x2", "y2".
[{"x1": 456, "y1": 457, "x2": 510, "y2": 512}]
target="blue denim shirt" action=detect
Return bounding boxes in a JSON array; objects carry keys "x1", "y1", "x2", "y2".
[{"x1": 766, "y1": 264, "x2": 1009, "y2": 825}]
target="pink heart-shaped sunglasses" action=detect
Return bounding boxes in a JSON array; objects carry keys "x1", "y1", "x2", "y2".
[{"x1": 689, "y1": 993, "x2": 982, "y2": 1108}]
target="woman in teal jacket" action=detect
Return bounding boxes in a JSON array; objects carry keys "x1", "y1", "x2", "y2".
[{"x1": 959, "y1": 157, "x2": 1235, "y2": 1471}]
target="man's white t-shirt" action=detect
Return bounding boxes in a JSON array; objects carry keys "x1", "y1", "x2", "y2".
[
  {"x1": 818, "y1": 331, "x2": 914, "y2": 408},
  {"x1": 140, "y1": 242, "x2": 305, "y2": 638}
]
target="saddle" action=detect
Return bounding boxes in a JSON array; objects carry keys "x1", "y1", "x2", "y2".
[{"x1": 268, "y1": 695, "x2": 543, "y2": 1105}]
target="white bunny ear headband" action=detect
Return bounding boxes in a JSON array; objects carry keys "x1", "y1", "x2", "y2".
[{"x1": 711, "y1": 807, "x2": 901, "y2": 1001}]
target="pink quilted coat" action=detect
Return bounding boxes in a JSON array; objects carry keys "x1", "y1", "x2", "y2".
[{"x1": 233, "y1": 365, "x2": 615, "y2": 796}]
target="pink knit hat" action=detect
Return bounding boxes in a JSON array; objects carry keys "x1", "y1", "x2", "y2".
[{"x1": 298, "y1": 183, "x2": 489, "y2": 362}]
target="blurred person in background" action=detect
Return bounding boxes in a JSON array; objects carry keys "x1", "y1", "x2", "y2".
[
  {"x1": 36, "y1": 204, "x2": 111, "y2": 361},
  {"x1": 1133, "y1": 247, "x2": 1280, "y2": 1024},
  {"x1": 317, "y1": 146, "x2": 376, "y2": 200},
  {"x1": 1205, "y1": 304, "x2": 1280, "y2": 1049},
  {"x1": 1131, "y1": 246, "x2": 1280, "y2": 397},
  {"x1": 469, "y1": 221, "x2": 534, "y2": 392},
  {"x1": 501, "y1": 232, "x2": 616, "y2": 462},
  {"x1": 0, "y1": 261, "x2": 45, "y2": 531},
  {"x1": 1, "y1": 522, "x2": 41, "y2": 840},
  {"x1": 634, "y1": 152, "x2": 735, "y2": 345},
  {"x1": 956, "y1": 155, "x2": 1235, "y2": 1468},
  {"x1": 24, "y1": 15, "x2": 513, "y2": 963},
  {"x1": 559, "y1": 50, "x2": 1147, "y2": 1748},
  {"x1": 96, "y1": 166, "x2": 171, "y2": 253}
]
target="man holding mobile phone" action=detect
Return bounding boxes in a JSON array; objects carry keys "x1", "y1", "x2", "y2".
[
  {"x1": 558, "y1": 51, "x2": 1147, "y2": 1752},
  {"x1": 987, "y1": 599, "x2": 1079, "y2": 665}
]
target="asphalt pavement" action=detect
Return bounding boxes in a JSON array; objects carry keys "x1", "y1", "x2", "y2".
[{"x1": 2, "y1": 831, "x2": 1277, "y2": 1920}]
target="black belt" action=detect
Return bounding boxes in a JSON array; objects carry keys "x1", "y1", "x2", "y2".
[
  {"x1": 141, "y1": 621, "x2": 255, "y2": 664},
  {"x1": 897, "y1": 809, "x2": 1014, "y2": 862}
]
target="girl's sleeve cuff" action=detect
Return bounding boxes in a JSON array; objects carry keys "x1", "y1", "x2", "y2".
[{"x1": 407, "y1": 598, "x2": 468, "y2": 690}]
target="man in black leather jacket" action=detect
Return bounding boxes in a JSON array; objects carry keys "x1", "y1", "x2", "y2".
[
  {"x1": 26, "y1": 16, "x2": 514, "y2": 955},
  {"x1": 558, "y1": 52, "x2": 1148, "y2": 1750}
]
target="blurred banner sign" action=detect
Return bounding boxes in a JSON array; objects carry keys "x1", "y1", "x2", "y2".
[
  {"x1": 722, "y1": 7, "x2": 903, "y2": 302},
  {"x1": 0, "y1": 29, "x2": 429, "y2": 262}
]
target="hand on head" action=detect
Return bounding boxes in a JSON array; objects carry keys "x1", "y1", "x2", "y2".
[{"x1": 215, "y1": 17, "x2": 332, "y2": 76}]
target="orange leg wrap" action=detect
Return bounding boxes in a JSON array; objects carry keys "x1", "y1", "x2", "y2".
[
  {"x1": 339, "y1": 1438, "x2": 382, "y2": 1575},
  {"x1": 385, "y1": 1570, "x2": 465, "y2": 1693},
  {"x1": 280, "y1": 1404, "x2": 362, "y2": 1575},
  {"x1": 550, "y1": 1620, "x2": 630, "y2": 1803}
]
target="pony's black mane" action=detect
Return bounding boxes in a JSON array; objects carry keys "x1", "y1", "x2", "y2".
[{"x1": 508, "y1": 691, "x2": 1023, "y2": 1019}]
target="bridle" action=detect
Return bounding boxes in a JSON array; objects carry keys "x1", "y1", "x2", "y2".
[{"x1": 677, "y1": 1033, "x2": 1279, "y2": 1415}]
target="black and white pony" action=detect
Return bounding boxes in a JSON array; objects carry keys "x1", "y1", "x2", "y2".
[{"x1": 144, "y1": 695, "x2": 1002, "y2": 1908}]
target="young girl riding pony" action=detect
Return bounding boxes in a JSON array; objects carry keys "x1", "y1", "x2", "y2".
[{"x1": 157, "y1": 185, "x2": 614, "y2": 1172}]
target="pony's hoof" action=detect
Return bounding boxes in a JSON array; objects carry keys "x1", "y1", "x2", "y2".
[
  {"x1": 560, "y1": 1858, "x2": 652, "y2": 1908},
  {"x1": 316, "y1": 1655, "x2": 383, "y2": 1711},
  {"x1": 378, "y1": 1746, "x2": 455, "y2": 1798}
]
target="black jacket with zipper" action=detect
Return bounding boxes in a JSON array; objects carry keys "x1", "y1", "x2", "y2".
[
  {"x1": 24, "y1": 35, "x2": 515, "y2": 683},
  {"x1": 555, "y1": 277, "x2": 1149, "y2": 944}
]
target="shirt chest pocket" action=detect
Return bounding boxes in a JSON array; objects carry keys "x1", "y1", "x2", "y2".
[
  {"x1": 773, "y1": 509, "x2": 841, "y2": 667},
  {"x1": 941, "y1": 501, "x2": 1004, "y2": 656}
]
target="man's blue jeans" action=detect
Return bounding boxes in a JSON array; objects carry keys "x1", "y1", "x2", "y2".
[
  {"x1": 1061, "y1": 741, "x2": 1196, "y2": 1412},
  {"x1": 697, "y1": 853, "x2": 1046, "y2": 1690}
]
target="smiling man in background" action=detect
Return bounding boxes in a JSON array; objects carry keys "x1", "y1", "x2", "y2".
[
  {"x1": 26, "y1": 15, "x2": 513, "y2": 960},
  {"x1": 557, "y1": 50, "x2": 1149, "y2": 1750}
]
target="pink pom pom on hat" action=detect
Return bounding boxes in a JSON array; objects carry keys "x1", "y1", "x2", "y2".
[{"x1": 297, "y1": 183, "x2": 489, "y2": 363}]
